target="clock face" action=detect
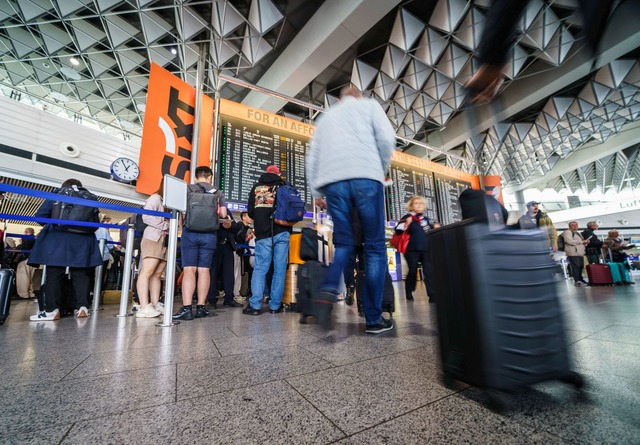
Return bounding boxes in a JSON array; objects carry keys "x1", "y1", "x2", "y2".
[{"x1": 111, "y1": 157, "x2": 140, "y2": 182}]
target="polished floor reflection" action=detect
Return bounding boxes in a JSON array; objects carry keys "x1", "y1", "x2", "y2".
[{"x1": 1, "y1": 279, "x2": 639, "y2": 444}]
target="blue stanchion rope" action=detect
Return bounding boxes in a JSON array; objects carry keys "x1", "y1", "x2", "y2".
[
  {"x1": 4, "y1": 233, "x2": 36, "y2": 239},
  {"x1": 0, "y1": 183, "x2": 170, "y2": 218},
  {"x1": 0, "y1": 213, "x2": 126, "y2": 230}
]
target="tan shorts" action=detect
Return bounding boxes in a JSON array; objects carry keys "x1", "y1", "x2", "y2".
[{"x1": 141, "y1": 236, "x2": 167, "y2": 261}]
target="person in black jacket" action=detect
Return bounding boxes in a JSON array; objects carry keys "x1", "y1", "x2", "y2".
[
  {"x1": 28, "y1": 179, "x2": 103, "y2": 321},
  {"x1": 243, "y1": 165, "x2": 292, "y2": 315},
  {"x1": 208, "y1": 211, "x2": 244, "y2": 308},
  {"x1": 582, "y1": 221, "x2": 604, "y2": 265},
  {"x1": 395, "y1": 196, "x2": 436, "y2": 303}
]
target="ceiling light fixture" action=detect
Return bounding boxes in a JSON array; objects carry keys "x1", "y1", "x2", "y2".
[
  {"x1": 171, "y1": 48, "x2": 177, "y2": 55},
  {"x1": 70, "y1": 57, "x2": 80, "y2": 66},
  {"x1": 42, "y1": 62, "x2": 50, "y2": 68}
]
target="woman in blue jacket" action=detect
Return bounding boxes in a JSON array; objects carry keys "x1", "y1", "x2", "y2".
[
  {"x1": 28, "y1": 179, "x2": 102, "y2": 321},
  {"x1": 395, "y1": 196, "x2": 437, "y2": 303}
]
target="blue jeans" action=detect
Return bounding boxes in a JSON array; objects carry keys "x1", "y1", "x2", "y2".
[
  {"x1": 249, "y1": 231, "x2": 290, "y2": 310},
  {"x1": 322, "y1": 179, "x2": 386, "y2": 325}
]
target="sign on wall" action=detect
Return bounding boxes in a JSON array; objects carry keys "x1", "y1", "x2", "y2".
[{"x1": 136, "y1": 62, "x2": 214, "y2": 195}]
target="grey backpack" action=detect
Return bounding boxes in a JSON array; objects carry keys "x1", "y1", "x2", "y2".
[{"x1": 184, "y1": 184, "x2": 220, "y2": 233}]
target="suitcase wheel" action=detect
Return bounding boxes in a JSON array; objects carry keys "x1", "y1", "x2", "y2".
[
  {"x1": 487, "y1": 390, "x2": 510, "y2": 413},
  {"x1": 442, "y1": 373, "x2": 456, "y2": 389},
  {"x1": 561, "y1": 371, "x2": 585, "y2": 389}
]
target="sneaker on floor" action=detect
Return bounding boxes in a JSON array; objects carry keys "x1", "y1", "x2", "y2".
[
  {"x1": 173, "y1": 306, "x2": 194, "y2": 320},
  {"x1": 242, "y1": 305, "x2": 261, "y2": 316},
  {"x1": 574, "y1": 281, "x2": 587, "y2": 287},
  {"x1": 365, "y1": 317, "x2": 394, "y2": 334},
  {"x1": 269, "y1": 304, "x2": 284, "y2": 314},
  {"x1": 154, "y1": 303, "x2": 164, "y2": 314},
  {"x1": 195, "y1": 305, "x2": 209, "y2": 318},
  {"x1": 30, "y1": 309, "x2": 60, "y2": 321},
  {"x1": 76, "y1": 306, "x2": 90, "y2": 318},
  {"x1": 136, "y1": 304, "x2": 161, "y2": 318}
]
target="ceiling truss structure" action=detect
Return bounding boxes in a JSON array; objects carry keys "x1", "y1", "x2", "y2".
[
  {"x1": 455, "y1": 59, "x2": 640, "y2": 193},
  {"x1": 0, "y1": 0, "x2": 639, "y2": 196}
]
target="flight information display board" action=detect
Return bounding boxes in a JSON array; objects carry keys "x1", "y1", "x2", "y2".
[
  {"x1": 387, "y1": 163, "x2": 438, "y2": 222},
  {"x1": 217, "y1": 99, "x2": 314, "y2": 211},
  {"x1": 434, "y1": 173, "x2": 472, "y2": 225},
  {"x1": 388, "y1": 151, "x2": 480, "y2": 225}
]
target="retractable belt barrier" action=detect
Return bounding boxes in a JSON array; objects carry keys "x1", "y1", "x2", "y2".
[
  {"x1": 0, "y1": 182, "x2": 173, "y2": 317},
  {"x1": 235, "y1": 243, "x2": 255, "y2": 257}
]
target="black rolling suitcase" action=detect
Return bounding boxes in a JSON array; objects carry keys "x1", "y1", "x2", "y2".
[
  {"x1": 429, "y1": 220, "x2": 582, "y2": 409},
  {"x1": 296, "y1": 228, "x2": 334, "y2": 328},
  {"x1": 356, "y1": 269, "x2": 395, "y2": 315},
  {"x1": 0, "y1": 268, "x2": 16, "y2": 325}
]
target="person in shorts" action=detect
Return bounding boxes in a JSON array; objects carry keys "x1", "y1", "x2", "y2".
[{"x1": 173, "y1": 166, "x2": 227, "y2": 320}]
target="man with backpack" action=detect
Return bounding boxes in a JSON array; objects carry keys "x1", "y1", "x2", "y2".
[
  {"x1": 173, "y1": 166, "x2": 227, "y2": 320},
  {"x1": 243, "y1": 165, "x2": 297, "y2": 315}
]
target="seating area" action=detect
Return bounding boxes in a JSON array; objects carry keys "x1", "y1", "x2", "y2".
[{"x1": 0, "y1": 281, "x2": 638, "y2": 444}]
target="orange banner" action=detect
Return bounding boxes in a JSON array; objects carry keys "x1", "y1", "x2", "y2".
[{"x1": 136, "y1": 63, "x2": 214, "y2": 195}]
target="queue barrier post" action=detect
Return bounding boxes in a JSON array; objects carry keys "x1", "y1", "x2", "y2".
[
  {"x1": 157, "y1": 209, "x2": 180, "y2": 327},
  {"x1": 116, "y1": 224, "x2": 135, "y2": 317},
  {"x1": 37, "y1": 265, "x2": 47, "y2": 312},
  {"x1": 92, "y1": 238, "x2": 106, "y2": 313}
]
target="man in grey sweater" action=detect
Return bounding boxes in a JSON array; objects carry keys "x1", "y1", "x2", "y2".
[{"x1": 306, "y1": 85, "x2": 396, "y2": 334}]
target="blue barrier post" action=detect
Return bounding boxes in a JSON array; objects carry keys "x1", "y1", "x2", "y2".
[
  {"x1": 117, "y1": 225, "x2": 135, "y2": 317},
  {"x1": 92, "y1": 238, "x2": 106, "y2": 313},
  {"x1": 157, "y1": 209, "x2": 179, "y2": 327}
]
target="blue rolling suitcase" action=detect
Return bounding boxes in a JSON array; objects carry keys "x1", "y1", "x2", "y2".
[{"x1": 608, "y1": 262, "x2": 631, "y2": 284}]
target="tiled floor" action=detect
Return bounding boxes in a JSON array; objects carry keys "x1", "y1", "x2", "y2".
[{"x1": 1, "y1": 279, "x2": 639, "y2": 445}]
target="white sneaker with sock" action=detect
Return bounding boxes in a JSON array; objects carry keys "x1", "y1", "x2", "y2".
[
  {"x1": 136, "y1": 304, "x2": 161, "y2": 318},
  {"x1": 154, "y1": 302, "x2": 164, "y2": 314},
  {"x1": 30, "y1": 309, "x2": 60, "y2": 321},
  {"x1": 76, "y1": 306, "x2": 90, "y2": 318}
]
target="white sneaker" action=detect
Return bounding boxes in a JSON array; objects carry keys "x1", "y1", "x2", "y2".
[
  {"x1": 76, "y1": 306, "x2": 90, "y2": 318},
  {"x1": 136, "y1": 304, "x2": 161, "y2": 318},
  {"x1": 30, "y1": 309, "x2": 60, "y2": 321},
  {"x1": 153, "y1": 303, "x2": 164, "y2": 315}
]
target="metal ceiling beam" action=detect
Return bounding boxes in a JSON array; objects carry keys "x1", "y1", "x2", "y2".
[
  {"x1": 427, "y1": 0, "x2": 640, "y2": 152},
  {"x1": 242, "y1": 0, "x2": 403, "y2": 112},
  {"x1": 508, "y1": 120, "x2": 640, "y2": 192}
]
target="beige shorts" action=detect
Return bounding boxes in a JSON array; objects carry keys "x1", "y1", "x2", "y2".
[{"x1": 141, "y1": 236, "x2": 167, "y2": 261}]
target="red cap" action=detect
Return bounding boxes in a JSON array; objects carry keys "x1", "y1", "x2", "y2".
[{"x1": 266, "y1": 165, "x2": 281, "y2": 175}]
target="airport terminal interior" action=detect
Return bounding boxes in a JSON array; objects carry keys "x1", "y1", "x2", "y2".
[{"x1": 1, "y1": 0, "x2": 640, "y2": 443}]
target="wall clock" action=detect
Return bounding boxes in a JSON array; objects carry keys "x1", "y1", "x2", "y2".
[{"x1": 110, "y1": 157, "x2": 140, "y2": 183}]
